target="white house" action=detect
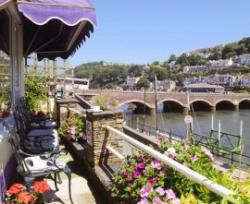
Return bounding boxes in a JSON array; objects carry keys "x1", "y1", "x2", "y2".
[
  {"x1": 235, "y1": 54, "x2": 250, "y2": 65},
  {"x1": 183, "y1": 65, "x2": 207, "y2": 73},
  {"x1": 206, "y1": 58, "x2": 233, "y2": 69},
  {"x1": 155, "y1": 80, "x2": 176, "y2": 92}
]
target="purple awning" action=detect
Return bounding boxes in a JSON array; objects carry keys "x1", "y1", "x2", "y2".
[
  {"x1": 17, "y1": 0, "x2": 96, "y2": 26},
  {"x1": 0, "y1": 0, "x2": 96, "y2": 60}
]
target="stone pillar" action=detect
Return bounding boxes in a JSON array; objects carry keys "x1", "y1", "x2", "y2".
[
  {"x1": 211, "y1": 106, "x2": 216, "y2": 112},
  {"x1": 234, "y1": 104, "x2": 239, "y2": 111},
  {"x1": 85, "y1": 110, "x2": 124, "y2": 167},
  {"x1": 183, "y1": 107, "x2": 189, "y2": 115}
]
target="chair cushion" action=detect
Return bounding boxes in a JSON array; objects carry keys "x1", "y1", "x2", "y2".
[
  {"x1": 27, "y1": 129, "x2": 58, "y2": 137},
  {"x1": 24, "y1": 129, "x2": 59, "y2": 153},
  {"x1": 19, "y1": 156, "x2": 66, "y2": 174},
  {"x1": 31, "y1": 120, "x2": 57, "y2": 129}
]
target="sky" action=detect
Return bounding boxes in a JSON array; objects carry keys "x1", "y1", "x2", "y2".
[{"x1": 69, "y1": 0, "x2": 250, "y2": 67}]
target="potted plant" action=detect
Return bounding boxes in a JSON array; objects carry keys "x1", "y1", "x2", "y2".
[
  {"x1": 58, "y1": 115, "x2": 85, "y2": 143},
  {"x1": 4, "y1": 180, "x2": 50, "y2": 204}
]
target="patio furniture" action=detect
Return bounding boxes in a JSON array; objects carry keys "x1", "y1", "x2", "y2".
[
  {"x1": 19, "y1": 97, "x2": 57, "y2": 129},
  {"x1": 1, "y1": 119, "x2": 74, "y2": 204},
  {"x1": 14, "y1": 105, "x2": 59, "y2": 155}
]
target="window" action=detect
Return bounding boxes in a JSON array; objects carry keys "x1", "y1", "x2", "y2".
[{"x1": 0, "y1": 10, "x2": 11, "y2": 117}]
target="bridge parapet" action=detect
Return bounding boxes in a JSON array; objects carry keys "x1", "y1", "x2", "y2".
[{"x1": 78, "y1": 89, "x2": 250, "y2": 111}]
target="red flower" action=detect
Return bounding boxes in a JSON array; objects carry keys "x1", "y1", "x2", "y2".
[
  {"x1": 6, "y1": 183, "x2": 25, "y2": 196},
  {"x1": 17, "y1": 192, "x2": 37, "y2": 204},
  {"x1": 33, "y1": 180, "x2": 51, "y2": 194}
]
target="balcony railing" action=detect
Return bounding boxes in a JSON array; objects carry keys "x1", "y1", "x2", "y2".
[{"x1": 105, "y1": 125, "x2": 235, "y2": 198}]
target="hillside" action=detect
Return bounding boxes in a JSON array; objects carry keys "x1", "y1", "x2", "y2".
[{"x1": 74, "y1": 37, "x2": 250, "y2": 89}]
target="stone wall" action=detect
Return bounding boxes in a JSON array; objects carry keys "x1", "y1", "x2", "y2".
[{"x1": 85, "y1": 110, "x2": 124, "y2": 167}]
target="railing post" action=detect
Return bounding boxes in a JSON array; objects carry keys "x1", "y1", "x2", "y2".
[{"x1": 85, "y1": 110, "x2": 124, "y2": 167}]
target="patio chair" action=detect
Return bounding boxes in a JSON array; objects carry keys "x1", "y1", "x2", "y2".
[
  {"x1": 1, "y1": 120, "x2": 74, "y2": 204},
  {"x1": 14, "y1": 105, "x2": 59, "y2": 155},
  {"x1": 18, "y1": 97, "x2": 57, "y2": 129}
]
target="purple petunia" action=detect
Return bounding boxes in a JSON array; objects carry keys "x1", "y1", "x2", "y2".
[
  {"x1": 151, "y1": 160, "x2": 161, "y2": 170},
  {"x1": 134, "y1": 170, "x2": 141, "y2": 178},
  {"x1": 147, "y1": 178, "x2": 155, "y2": 185},
  {"x1": 137, "y1": 198, "x2": 149, "y2": 204},
  {"x1": 140, "y1": 186, "x2": 152, "y2": 198},
  {"x1": 155, "y1": 187, "x2": 165, "y2": 196},
  {"x1": 137, "y1": 162, "x2": 146, "y2": 170},
  {"x1": 201, "y1": 146, "x2": 214, "y2": 161},
  {"x1": 165, "y1": 189, "x2": 176, "y2": 200},
  {"x1": 152, "y1": 197, "x2": 164, "y2": 204}
]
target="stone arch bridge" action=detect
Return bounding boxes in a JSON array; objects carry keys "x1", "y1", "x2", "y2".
[{"x1": 78, "y1": 89, "x2": 250, "y2": 113}]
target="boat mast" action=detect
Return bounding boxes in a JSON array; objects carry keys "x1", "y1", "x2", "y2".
[{"x1": 154, "y1": 75, "x2": 159, "y2": 134}]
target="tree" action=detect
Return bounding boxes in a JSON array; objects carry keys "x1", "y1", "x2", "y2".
[
  {"x1": 152, "y1": 61, "x2": 160, "y2": 66},
  {"x1": 128, "y1": 65, "x2": 143, "y2": 77},
  {"x1": 147, "y1": 66, "x2": 170, "y2": 81},
  {"x1": 168, "y1": 54, "x2": 177, "y2": 63},
  {"x1": 208, "y1": 50, "x2": 222, "y2": 60},
  {"x1": 136, "y1": 76, "x2": 150, "y2": 90},
  {"x1": 176, "y1": 53, "x2": 188, "y2": 66},
  {"x1": 222, "y1": 43, "x2": 238, "y2": 59}
]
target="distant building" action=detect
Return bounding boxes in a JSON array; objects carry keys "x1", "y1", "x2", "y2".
[
  {"x1": 239, "y1": 75, "x2": 250, "y2": 86},
  {"x1": 183, "y1": 83, "x2": 224, "y2": 93},
  {"x1": 123, "y1": 77, "x2": 140, "y2": 90},
  {"x1": 206, "y1": 58, "x2": 233, "y2": 69},
  {"x1": 183, "y1": 65, "x2": 207, "y2": 73},
  {"x1": 155, "y1": 80, "x2": 176, "y2": 92},
  {"x1": 207, "y1": 74, "x2": 237, "y2": 87},
  {"x1": 235, "y1": 54, "x2": 250, "y2": 65},
  {"x1": 56, "y1": 77, "x2": 89, "y2": 92}
]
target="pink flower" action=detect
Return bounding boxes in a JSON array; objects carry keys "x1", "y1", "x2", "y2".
[
  {"x1": 147, "y1": 178, "x2": 155, "y2": 185},
  {"x1": 155, "y1": 187, "x2": 165, "y2": 196},
  {"x1": 140, "y1": 186, "x2": 152, "y2": 198},
  {"x1": 126, "y1": 175, "x2": 132, "y2": 182},
  {"x1": 70, "y1": 126, "x2": 76, "y2": 135},
  {"x1": 191, "y1": 155, "x2": 198, "y2": 163},
  {"x1": 165, "y1": 189, "x2": 176, "y2": 200},
  {"x1": 134, "y1": 170, "x2": 141, "y2": 178},
  {"x1": 137, "y1": 162, "x2": 146, "y2": 170},
  {"x1": 152, "y1": 197, "x2": 163, "y2": 204},
  {"x1": 164, "y1": 147, "x2": 176, "y2": 159},
  {"x1": 137, "y1": 198, "x2": 149, "y2": 204},
  {"x1": 201, "y1": 147, "x2": 214, "y2": 161},
  {"x1": 151, "y1": 160, "x2": 161, "y2": 170}
]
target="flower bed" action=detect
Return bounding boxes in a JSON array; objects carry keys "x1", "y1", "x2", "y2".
[
  {"x1": 111, "y1": 138, "x2": 250, "y2": 204},
  {"x1": 4, "y1": 180, "x2": 50, "y2": 204}
]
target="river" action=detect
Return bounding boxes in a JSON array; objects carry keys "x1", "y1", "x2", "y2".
[{"x1": 125, "y1": 110, "x2": 250, "y2": 156}]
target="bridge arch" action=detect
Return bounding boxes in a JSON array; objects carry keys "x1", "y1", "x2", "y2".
[
  {"x1": 190, "y1": 99, "x2": 212, "y2": 112},
  {"x1": 158, "y1": 99, "x2": 185, "y2": 113},
  {"x1": 118, "y1": 100, "x2": 153, "y2": 114},
  {"x1": 238, "y1": 98, "x2": 250, "y2": 109},
  {"x1": 215, "y1": 99, "x2": 235, "y2": 110}
]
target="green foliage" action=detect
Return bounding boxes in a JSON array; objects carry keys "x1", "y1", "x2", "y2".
[
  {"x1": 25, "y1": 74, "x2": 49, "y2": 113},
  {"x1": 93, "y1": 94, "x2": 119, "y2": 110},
  {"x1": 58, "y1": 115, "x2": 85, "y2": 140},
  {"x1": 232, "y1": 85, "x2": 250, "y2": 93},
  {"x1": 168, "y1": 54, "x2": 177, "y2": 63},
  {"x1": 74, "y1": 61, "x2": 142, "y2": 89},
  {"x1": 136, "y1": 76, "x2": 150, "y2": 89},
  {"x1": 147, "y1": 66, "x2": 170, "y2": 81}
]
